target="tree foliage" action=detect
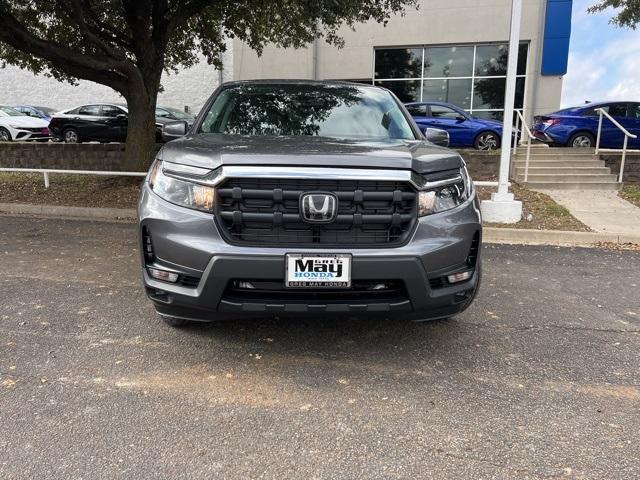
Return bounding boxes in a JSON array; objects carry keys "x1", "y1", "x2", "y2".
[
  {"x1": 0, "y1": 0, "x2": 417, "y2": 168},
  {"x1": 588, "y1": 0, "x2": 640, "y2": 29}
]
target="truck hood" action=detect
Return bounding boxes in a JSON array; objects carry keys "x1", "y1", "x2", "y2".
[{"x1": 158, "y1": 134, "x2": 463, "y2": 174}]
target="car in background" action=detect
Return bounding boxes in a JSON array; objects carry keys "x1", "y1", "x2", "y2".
[
  {"x1": 532, "y1": 102, "x2": 640, "y2": 148},
  {"x1": 13, "y1": 105, "x2": 57, "y2": 122},
  {"x1": 49, "y1": 103, "x2": 185, "y2": 143},
  {"x1": 405, "y1": 101, "x2": 504, "y2": 150},
  {"x1": 48, "y1": 103, "x2": 129, "y2": 143},
  {"x1": 0, "y1": 106, "x2": 50, "y2": 142},
  {"x1": 155, "y1": 106, "x2": 195, "y2": 127}
]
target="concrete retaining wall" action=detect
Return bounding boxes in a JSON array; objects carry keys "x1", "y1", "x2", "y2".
[
  {"x1": 0, "y1": 143, "x2": 502, "y2": 178},
  {"x1": 458, "y1": 150, "x2": 500, "y2": 180},
  {"x1": 601, "y1": 154, "x2": 640, "y2": 183},
  {"x1": 0, "y1": 143, "x2": 159, "y2": 172},
  {"x1": 461, "y1": 151, "x2": 640, "y2": 183}
]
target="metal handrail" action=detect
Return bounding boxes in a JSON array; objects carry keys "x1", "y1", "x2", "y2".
[
  {"x1": 513, "y1": 109, "x2": 536, "y2": 182},
  {"x1": 594, "y1": 108, "x2": 637, "y2": 183}
]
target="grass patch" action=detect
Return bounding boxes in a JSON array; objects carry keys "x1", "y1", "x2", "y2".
[
  {"x1": 620, "y1": 183, "x2": 640, "y2": 208},
  {"x1": 0, "y1": 173, "x2": 141, "y2": 209},
  {"x1": 477, "y1": 183, "x2": 590, "y2": 231}
]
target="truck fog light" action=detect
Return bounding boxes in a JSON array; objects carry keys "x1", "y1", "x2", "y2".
[
  {"x1": 235, "y1": 281, "x2": 256, "y2": 289},
  {"x1": 148, "y1": 268, "x2": 179, "y2": 283},
  {"x1": 447, "y1": 271, "x2": 473, "y2": 284}
]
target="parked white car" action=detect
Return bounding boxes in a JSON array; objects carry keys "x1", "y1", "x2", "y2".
[{"x1": 0, "y1": 106, "x2": 50, "y2": 141}]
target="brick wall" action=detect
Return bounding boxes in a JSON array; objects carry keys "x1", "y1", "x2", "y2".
[
  {"x1": 458, "y1": 150, "x2": 500, "y2": 180},
  {"x1": 460, "y1": 152, "x2": 640, "y2": 183},
  {"x1": 601, "y1": 154, "x2": 640, "y2": 183},
  {"x1": 4, "y1": 144, "x2": 635, "y2": 185},
  {"x1": 0, "y1": 143, "x2": 159, "y2": 171},
  {"x1": 1, "y1": 143, "x2": 502, "y2": 178}
]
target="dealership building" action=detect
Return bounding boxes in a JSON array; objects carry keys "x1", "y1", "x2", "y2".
[{"x1": 1, "y1": 0, "x2": 572, "y2": 120}]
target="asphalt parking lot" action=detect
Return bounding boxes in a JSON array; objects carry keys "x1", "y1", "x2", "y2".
[{"x1": 0, "y1": 215, "x2": 639, "y2": 479}]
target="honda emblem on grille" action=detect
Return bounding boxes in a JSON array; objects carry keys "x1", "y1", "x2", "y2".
[{"x1": 300, "y1": 192, "x2": 338, "y2": 223}]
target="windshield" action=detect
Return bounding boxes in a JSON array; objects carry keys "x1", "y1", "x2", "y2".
[
  {"x1": 200, "y1": 83, "x2": 416, "y2": 140},
  {"x1": 0, "y1": 106, "x2": 23, "y2": 117},
  {"x1": 38, "y1": 107, "x2": 56, "y2": 116},
  {"x1": 165, "y1": 108, "x2": 194, "y2": 120}
]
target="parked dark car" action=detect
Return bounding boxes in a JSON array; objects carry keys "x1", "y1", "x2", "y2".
[
  {"x1": 48, "y1": 103, "x2": 192, "y2": 143},
  {"x1": 139, "y1": 80, "x2": 481, "y2": 327},
  {"x1": 48, "y1": 103, "x2": 129, "y2": 143},
  {"x1": 405, "y1": 101, "x2": 504, "y2": 150},
  {"x1": 155, "y1": 106, "x2": 195, "y2": 127},
  {"x1": 532, "y1": 102, "x2": 640, "y2": 148},
  {"x1": 13, "y1": 105, "x2": 57, "y2": 122}
]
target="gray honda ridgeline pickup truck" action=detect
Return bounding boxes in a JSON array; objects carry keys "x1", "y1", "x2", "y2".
[{"x1": 138, "y1": 81, "x2": 482, "y2": 327}]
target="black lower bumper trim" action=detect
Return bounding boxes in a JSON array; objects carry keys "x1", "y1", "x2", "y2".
[
  {"x1": 219, "y1": 299, "x2": 411, "y2": 313},
  {"x1": 146, "y1": 253, "x2": 481, "y2": 322}
]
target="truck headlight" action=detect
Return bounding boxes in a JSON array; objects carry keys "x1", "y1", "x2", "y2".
[
  {"x1": 418, "y1": 167, "x2": 471, "y2": 216},
  {"x1": 148, "y1": 160, "x2": 215, "y2": 212}
]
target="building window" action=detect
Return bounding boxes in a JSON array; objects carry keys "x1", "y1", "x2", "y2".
[{"x1": 374, "y1": 43, "x2": 528, "y2": 119}]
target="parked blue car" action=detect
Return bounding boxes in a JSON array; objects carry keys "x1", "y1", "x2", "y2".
[
  {"x1": 532, "y1": 102, "x2": 640, "y2": 148},
  {"x1": 405, "y1": 101, "x2": 504, "y2": 150},
  {"x1": 13, "y1": 105, "x2": 57, "y2": 122}
]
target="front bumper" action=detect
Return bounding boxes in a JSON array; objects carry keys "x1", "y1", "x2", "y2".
[
  {"x1": 138, "y1": 183, "x2": 482, "y2": 322},
  {"x1": 6, "y1": 125, "x2": 51, "y2": 142}
]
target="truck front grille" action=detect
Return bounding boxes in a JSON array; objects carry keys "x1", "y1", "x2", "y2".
[{"x1": 215, "y1": 178, "x2": 418, "y2": 247}]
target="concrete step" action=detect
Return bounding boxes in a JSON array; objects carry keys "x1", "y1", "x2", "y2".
[
  {"x1": 513, "y1": 160, "x2": 606, "y2": 168},
  {"x1": 514, "y1": 154, "x2": 600, "y2": 161},
  {"x1": 514, "y1": 167, "x2": 611, "y2": 175},
  {"x1": 515, "y1": 173, "x2": 618, "y2": 182},
  {"x1": 516, "y1": 147, "x2": 595, "y2": 154},
  {"x1": 522, "y1": 181, "x2": 622, "y2": 191}
]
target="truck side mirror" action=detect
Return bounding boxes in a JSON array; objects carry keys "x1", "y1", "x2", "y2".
[
  {"x1": 423, "y1": 127, "x2": 450, "y2": 147},
  {"x1": 162, "y1": 121, "x2": 188, "y2": 142}
]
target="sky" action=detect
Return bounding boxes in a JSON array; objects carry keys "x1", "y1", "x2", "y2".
[{"x1": 561, "y1": 0, "x2": 640, "y2": 107}]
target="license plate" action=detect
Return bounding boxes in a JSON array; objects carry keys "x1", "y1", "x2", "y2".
[{"x1": 285, "y1": 254, "x2": 351, "y2": 288}]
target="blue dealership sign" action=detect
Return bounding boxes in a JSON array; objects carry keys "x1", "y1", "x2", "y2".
[{"x1": 541, "y1": 0, "x2": 573, "y2": 76}]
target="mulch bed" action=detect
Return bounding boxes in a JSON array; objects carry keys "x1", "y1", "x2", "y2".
[
  {"x1": 0, "y1": 173, "x2": 141, "y2": 209},
  {"x1": 620, "y1": 183, "x2": 640, "y2": 208},
  {"x1": 477, "y1": 183, "x2": 591, "y2": 232}
]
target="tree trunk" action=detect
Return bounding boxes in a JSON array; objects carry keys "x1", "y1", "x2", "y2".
[{"x1": 123, "y1": 78, "x2": 159, "y2": 172}]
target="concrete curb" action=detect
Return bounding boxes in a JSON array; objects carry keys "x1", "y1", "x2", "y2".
[
  {"x1": 1, "y1": 203, "x2": 639, "y2": 246},
  {"x1": 0, "y1": 203, "x2": 137, "y2": 221},
  {"x1": 484, "y1": 227, "x2": 640, "y2": 246}
]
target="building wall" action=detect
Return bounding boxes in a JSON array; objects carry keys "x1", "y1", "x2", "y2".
[
  {"x1": 0, "y1": 39, "x2": 234, "y2": 114},
  {"x1": 233, "y1": 0, "x2": 565, "y2": 119}
]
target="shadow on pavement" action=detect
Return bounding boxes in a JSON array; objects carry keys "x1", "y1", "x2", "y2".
[{"x1": 173, "y1": 314, "x2": 473, "y2": 364}]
